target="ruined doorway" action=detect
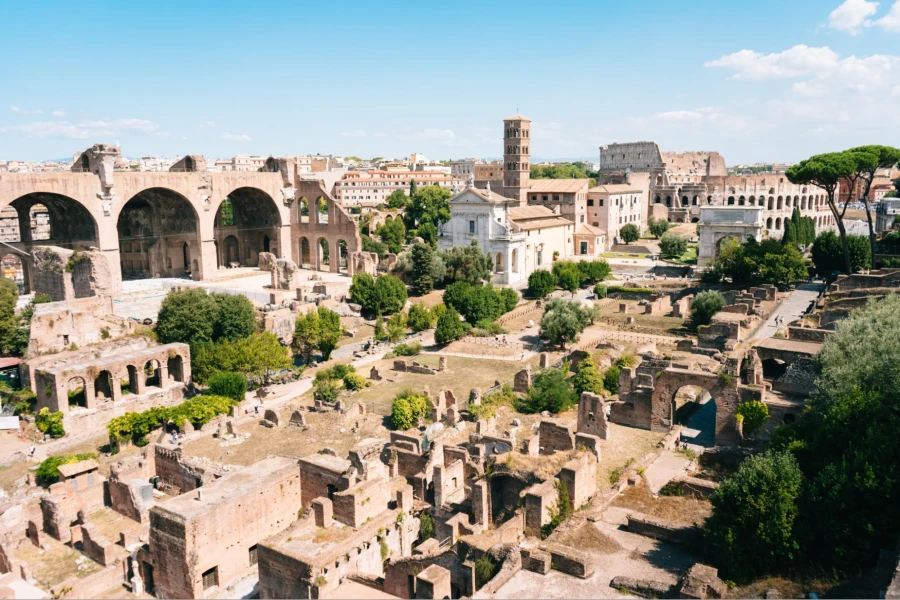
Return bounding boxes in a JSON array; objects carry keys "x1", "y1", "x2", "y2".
[
  {"x1": 67, "y1": 377, "x2": 87, "y2": 409},
  {"x1": 182, "y1": 243, "x2": 190, "y2": 274},
  {"x1": 126, "y1": 365, "x2": 139, "y2": 395},
  {"x1": 94, "y1": 371, "x2": 113, "y2": 403},
  {"x1": 223, "y1": 236, "x2": 239, "y2": 266},
  {"x1": 489, "y1": 475, "x2": 527, "y2": 524},
  {"x1": 671, "y1": 385, "x2": 715, "y2": 447},
  {"x1": 299, "y1": 237, "x2": 311, "y2": 268},
  {"x1": 214, "y1": 188, "x2": 280, "y2": 269},
  {"x1": 263, "y1": 235, "x2": 271, "y2": 254},
  {"x1": 167, "y1": 355, "x2": 184, "y2": 383},
  {"x1": 144, "y1": 360, "x2": 161, "y2": 388}
]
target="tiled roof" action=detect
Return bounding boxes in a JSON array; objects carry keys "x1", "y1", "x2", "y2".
[
  {"x1": 528, "y1": 179, "x2": 590, "y2": 194},
  {"x1": 503, "y1": 114, "x2": 531, "y2": 121},
  {"x1": 588, "y1": 184, "x2": 642, "y2": 194},
  {"x1": 576, "y1": 224, "x2": 606, "y2": 236},
  {"x1": 57, "y1": 459, "x2": 99, "y2": 478}
]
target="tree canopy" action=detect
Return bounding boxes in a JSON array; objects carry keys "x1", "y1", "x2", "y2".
[
  {"x1": 404, "y1": 185, "x2": 451, "y2": 239},
  {"x1": 701, "y1": 238, "x2": 808, "y2": 286},
  {"x1": 619, "y1": 223, "x2": 640, "y2": 244},
  {"x1": 648, "y1": 217, "x2": 671, "y2": 239},
  {"x1": 539, "y1": 298, "x2": 590, "y2": 348},
  {"x1": 691, "y1": 290, "x2": 725, "y2": 326},
  {"x1": 376, "y1": 217, "x2": 406, "y2": 254},
  {"x1": 527, "y1": 269, "x2": 557, "y2": 299},
  {"x1": 811, "y1": 231, "x2": 870, "y2": 276},
  {"x1": 659, "y1": 232, "x2": 688, "y2": 259},
  {"x1": 442, "y1": 240, "x2": 492, "y2": 285}
]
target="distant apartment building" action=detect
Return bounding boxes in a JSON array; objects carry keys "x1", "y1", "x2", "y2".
[
  {"x1": 334, "y1": 170, "x2": 462, "y2": 207},
  {"x1": 450, "y1": 159, "x2": 478, "y2": 180},
  {"x1": 586, "y1": 184, "x2": 645, "y2": 247},
  {"x1": 232, "y1": 155, "x2": 266, "y2": 171}
]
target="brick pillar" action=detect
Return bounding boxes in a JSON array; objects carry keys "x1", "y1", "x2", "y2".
[
  {"x1": 473, "y1": 480, "x2": 489, "y2": 528},
  {"x1": 110, "y1": 377, "x2": 122, "y2": 403},
  {"x1": 312, "y1": 498, "x2": 332, "y2": 528},
  {"x1": 158, "y1": 365, "x2": 169, "y2": 389},
  {"x1": 83, "y1": 380, "x2": 96, "y2": 409},
  {"x1": 134, "y1": 368, "x2": 146, "y2": 396}
]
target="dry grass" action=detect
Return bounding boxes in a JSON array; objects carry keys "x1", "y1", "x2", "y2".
[
  {"x1": 442, "y1": 341, "x2": 522, "y2": 357},
  {"x1": 558, "y1": 522, "x2": 623, "y2": 555},
  {"x1": 338, "y1": 317, "x2": 374, "y2": 348},
  {"x1": 411, "y1": 290, "x2": 446, "y2": 309},
  {"x1": 88, "y1": 507, "x2": 147, "y2": 542},
  {"x1": 727, "y1": 575, "x2": 834, "y2": 600},
  {"x1": 14, "y1": 538, "x2": 101, "y2": 587},
  {"x1": 596, "y1": 423, "x2": 665, "y2": 490},
  {"x1": 602, "y1": 313, "x2": 688, "y2": 334},
  {"x1": 611, "y1": 483, "x2": 712, "y2": 526},
  {"x1": 312, "y1": 526, "x2": 353, "y2": 545},
  {"x1": 0, "y1": 461, "x2": 30, "y2": 495}
]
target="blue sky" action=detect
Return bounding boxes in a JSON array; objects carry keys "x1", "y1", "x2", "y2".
[{"x1": 2, "y1": 0, "x2": 898, "y2": 164}]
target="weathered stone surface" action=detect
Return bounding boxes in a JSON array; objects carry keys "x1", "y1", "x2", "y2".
[
  {"x1": 271, "y1": 258, "x2": 301, "y2": 290},
  {"x1": 258, "y1": 252, "x2": 276, "y2": 271},
  {"x1": 513, "y1": 366, "x2": 532, "y2": 393}
]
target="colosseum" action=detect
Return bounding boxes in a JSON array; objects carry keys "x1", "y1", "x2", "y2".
[{"x1": 598, "y1": 141, "x2": 836, "y2": 232}]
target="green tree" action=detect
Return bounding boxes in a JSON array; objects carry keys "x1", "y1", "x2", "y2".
[
  {"x1": 385, "y1": 189, "x2": 409, "y2": 209},
  {"x1": 691, "y1": 290, "x2": 725, "y2": 326},
  {"x1": 459, "y1": 284, "x2": 504, "y2": 323},
  {"x1": 704, "y1": 451, "x2": 803, "y2": 581},
  {"x1": 292, "y1": 309, "x2": 322, "y2": 365},
  {"x1": 442, "y1": 281, "x2": 470, "y2": 314},
  {"x1": 527, "y1": 269, "x2": 557, "y2": 299},
  {"x1": 500, "y1": 287, "x2": 519, "y2": 313},
  {"x1": 434, "y1": 306, "x2": 464, "y2": 344},
  {"x1": 703, "y1": 238, "x2": 807, "y2": 286},
  {"x1": 157, "y1": 288, "x2": 220, "y2": 356},
  {"x1": 411, "y1": 243, "x2": 436, "y2": 295},
  {"x1": 619, "y1": 223, "x2": 640, "y2": 244},
  {"x1": 211, "y1": 293, "x2": 257, "y2": 342},
  {"x1": 0, "y1": 278, "x2": 22, "y2": 356},
  {"x1": 36, "y1": 407, "x2": 65, "y2": 438},
  {"x1": 539, "y1": 298, "x2": 590, "y2": 349},
  {"x1": 736, "y1": 400, "x2": 769, "y2": 438},
  {"x1": 373, "y1": 313, "x2": 388, "y2": 342},
  {"x1": 572, "y1": 355, "x2": 605, "y2": 395},
  {"x1": 648, "y1": 217, "x2": 671, "y2": 239},
  {"x1": 845, "y1": 146, "x2": 900, "y2": 264},
  {"x1": 576, "y1": 259, "x2": 611, "y2": 285},
  {"x1": 373, "y1": 275, "x2": 408, "y2": 314},
  {"x1": 207, "y1": 372, "x2": 247, "y2": 402},
  {"x1": 659, "y1": 232, "x2": 688, "y2": 259},
  {"x1": 520, "y1": 368, "x2": 577, "y2": 414},
  {"x1": 404, "y1": 185, "x2": 451, "y2": 235},
  {"x1": 386, "y1": 311, "x2": 407, "y2": 342},
  {"x1": 409, "y1": 178, "x2": 417, "y2": 197},
  {"x1": 812, "y1": 231, "x2": 870, "y2": 276},
  {"x1": 350, "y1": 273, "x2": 376, "y2": 312},
  {"x1": 552, "y1": 261, "x2": 581, "y2": 296},
  {"x1": 603, "y1": 366, "x2": 621, "y2": 394},
  {"x1": 361, "y1": 235, "x2": 389, "y2": 259},
  {"x1": 407, "y1": 303, "x2": 434, "y2": 332},
  {"x1": 441, "y1": 240, "x2": 492, "y2": 285},
  {"x1": 315, "y1": 307, "x2": 343, "y2": 361},
  {"x1": 787, "y1": 152, "x2": 858, "y2": 274},
  {"x1": 376, "y1": 218, "x2": 406, "y2": 254},
  {"x1": 246, "y1": 332, "x2": 292, "y2": 385}
]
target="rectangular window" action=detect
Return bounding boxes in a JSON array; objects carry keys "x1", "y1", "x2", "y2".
[
  {"x1": 587, "y1": 199, "x2": 594, "y2": 206},
  {"x1": 580, "y1": 241, "x2": 588, "y2": 254},
  {"x1": 469, "y1": 220, "x2": 475, "y2": 234},
  {"x1": 599, "y1": 199, "x2": 604, "y2": 207},
  {"x1": 202, "y1": 567, "x2": 219, "y2": 590}
]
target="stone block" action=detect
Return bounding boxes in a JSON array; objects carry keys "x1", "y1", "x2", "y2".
[
  {"x1": 539, "y1": 352, "x2": 550, "y2": 368},
  {"x1": 577, "y1": 391, "x2": 609, "y2": 440},
  {"x1": 289, "y1": 410, "x2": 306, "y2": 427},
  {"x1": 415, "y1": 565, "x2": 451, "y2": 599},
  {"x1": 680, "y1": 563, "x2": 728, "y2": 599},
  {"x1": 538, "y1": 420, "x2": 575, "y2": 455},
  {"x1": 312, "y1": 497, "x2": 333, "y2": 528},
  {"x1": 271, "y1": 259, "x2": 301, "y2": 290},
  {"x1": 258, "y1": 252, "x2": 276, "y2": 271},
  {"x1": 396, "y1": 484, "x2": 413, "y2": 511},
  {"x1": 264, "y1": 409, "x2": 281, "y2": 426},
  {"x1": 513, "y1": 366, "x2": 532, "y2": 393}
]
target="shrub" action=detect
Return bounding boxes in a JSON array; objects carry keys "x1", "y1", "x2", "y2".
[
  {"x1": 691, "y1": 290, "x2": 726, "y2": 326},
  {"x1": 474, "y1": 554, "x2": 498, "y2": 588},
  {"x1": 407, "y1": 303, "x2": 434, "y2": 332},
  {"x1": 603, "y1": 366, "x2": 621, "y2": 395},
  {"x1": 539, "y1": 298, "x2": 590, "y2": 349},
  {"x1": 594, "y1": 284, "x2": 607, "y2": 299},
  {"x1": 572, "y1": 355, "x2": 605, "y2": 396},
  {"x1": 500, "y1": 287, "x2": 519, "y2": 312},
  {"x1": 527, "y1": 269, "x2": 557, "y2": 298},
  {"x1": 519, "y1": 368, "x2": 577, "y2": 414},
  {"x1": 393, "y1": 342, "x2": 422, "y2": 356},
  {"x1": 315, "y1": 363, "x2": 355, "y2": 382},
  {"x1": 419, "y1": 513, "x2": 435, "y2": 541},
  {"x1": 313, "y1": 380, "x2": 341, "y2": 403},
  {"x1": 648, "y1": 217, "x2": 671, "y2": 239},
  {"x1": 474, "y1": 319, "x2": 508, "y2": 335},
  {"x1": 343, "y1": 372, "x2": 367, "y2": 391},
  {"x1": 35, "y1": 407, "x2": 65, "y2": 438},
  {"x1": 207, "y1": 372, "x2": 247, "y2": 402},
  {"x1": 552, "y1": 261, "x2": 582, "y2": 295},
  {"x1": 659, "y1": 232, "x2": 688, "y2": 259},
  {"x1": 107, "y1": 395, "x2": 236, "y2": 447},
  {"x1": 10, "y1": 388, "x2": 36, "y2": 415},
  {"x1": 390, "y1": 390, "x2": 429, "y2": 430},
  {"x1": 351, "y1": 273, "x2": 407, "y2": 314},
  {"x1": 577, "y1": 259, "x2": 612, "y2": 284},
  {"x1": 434, "y1": 307, "x2": 464, "y2": 344},
  {"x1": 36, "y1": 453, "x2": 97, "y2": 487},
  {"x1": 736, "y1": 400, "x2": 769, "y2": 437},
  {"x1": 541, "y1": 479, "x2": 574, "y2": 538}
]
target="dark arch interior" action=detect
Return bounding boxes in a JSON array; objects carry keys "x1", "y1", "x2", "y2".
[
  {"x1": 9, "y1": 193, "x2": 98, "y2": 247},
  {"x1": 672, "y1": 385, "x2": 716, "y2": 447},
  {"x1": 214, "y1": 187, "x2": 281, "y2": 267},
  {"x1": 489, "y1": 475, "x2": 527, "y2": 524},
  {"x1": 117, "y1": 188, "x2": 199, "y2": 279}
]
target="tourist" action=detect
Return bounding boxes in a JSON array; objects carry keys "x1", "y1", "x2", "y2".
[{"x1": 28, "y1": 445, "x2": 35, "y2": 459}]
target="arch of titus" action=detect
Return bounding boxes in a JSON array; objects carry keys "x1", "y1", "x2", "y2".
[{"x1": 0, "y1": 145, "x2": 361, "y2": 293}]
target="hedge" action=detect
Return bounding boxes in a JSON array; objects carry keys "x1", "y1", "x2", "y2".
[
  {"x1": 604, "y1": 285, "x2": 655, "y2": 294},
  {"x1": 107, "y1": 394, "x2": 236, "y2": 448}
]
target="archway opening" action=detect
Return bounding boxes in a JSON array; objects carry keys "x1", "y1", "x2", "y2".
[
  {"x1": 214, "y1": 187, "x2": 281, "y2": 268},
  {"x1": 495, "y1": 253, "x2": 503, "y2": 273},
  {"x1": 318, "y1": 238, "x2": 330, "y2": 271},
  {"x1": 68, "y1": 377, "x2": 87, "y2": 409},
  {"x1": 0, "y1": 253, "x2": 27, "y2": 293},
  {"x1": 126, "y1": 365, "x2": 139, "y2": 395},
  {"x1": 299, "y1": 198, "x2": 309, "y2": 224},
  {"x1": 338, "y1": 240, "x2": 348, "y2": 273},
  {"x1": 145, "y1": 359, "x2": 161, "y2": 388},
  {"x1": 762, "y1": 358, "x2": 787, "y2": 380},
  {"x1": 117, "y1": 187, "x2": 199, "y2": 279},
  {"x1": 299, "y1": 237, "x2": 312, "y2": 268},
  {"x1": 95, "y1": 370, "x2": 113, "y2": 402},
  {"x1": 9, "y1": 193, "x2": 99, "y2": 253},
  {"x1": 511, "y1": 249, "x2": 519, "y2": 273},
  {"x1": 671, "y1": 385, "x2": 715, "y2": 447},
  {"x1": 223, "y1": 235, "x2": 239, "y2": 267},
  {"x1": 316, "y1": 197, "x2": 328, "y2": 224},
  {"x1": 167, "y1": 355, "x2": 185, "y2": 383},
  {"x1": 489, "y1": 475, "x2": 528, "y2": 525}
]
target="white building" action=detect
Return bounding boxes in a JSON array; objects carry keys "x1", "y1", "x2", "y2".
[
  {"x1": 437, "y1": 185, "x2": 573, "y2": 287},
  {"x1": 334, "y1": 170, "x2": 463, "y2": 207},
  {"x1": 586, "y1": 184, "x2": 645, "y2": 248}
]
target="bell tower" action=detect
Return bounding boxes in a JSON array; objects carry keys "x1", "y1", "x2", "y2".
[{"x1": 502, "y1": 114, "x2": 531, "y2": 205}]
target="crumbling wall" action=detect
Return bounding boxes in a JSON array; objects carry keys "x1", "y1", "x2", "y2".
[
  {"x1": 538, "y1": 420, "x2": 575, "y2": 455},
  {"x1": 71, "y1": 250, "x2": 115, "y2": 298},
  {"x1": 153, "y1": 445, "x2": 211, "y2": 495},
  {"x1": 31, "y1": 246, "x2": 75, "y2": 301}
]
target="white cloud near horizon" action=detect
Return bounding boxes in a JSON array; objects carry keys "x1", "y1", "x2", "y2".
[
  {"x1": 220, "y1": 132, "x2": 250, "y2": 141},
  {"x1": 0, "y1": 118, "x2": 162, "y2": 139},
  {"x1": 10, "y1": 106, "x2": 42, "y2": 115}
]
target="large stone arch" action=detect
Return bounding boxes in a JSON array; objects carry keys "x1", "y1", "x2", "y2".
[
  {"x1": 650, "y1": 368, "x2": 745, "y2": 445},
  {"x1": 213, "y1": 186, "x2": 283, "y2": 268},
  {"x1": 116, "y1": 187, "x2": 201, "y2": 280}
]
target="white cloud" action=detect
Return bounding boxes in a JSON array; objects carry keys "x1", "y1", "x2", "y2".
[
  {"x1": 201, "y1": 121, "x2": 216, "y2": 128},
  {"x1": 828, "y1": 0, "x2": 879, "y2": 34},
  {"x1": 220, "y1": 132, "x2": 250, "y2": 141},
  {"x1": 51, "y1": 110, "x2": 66, "y2": 117},
  {"x1": 876, "y1": 0, "x2": 900, "y2": 31},
  {"x1": 652, "y1": 110, "x2": 707, "y2": 121},
  {"x1": 0, "y1": 117, "x2": 163, "y2": 139},
  {"x1": 705, "y1": 45, "x2": 841, "y2": 80},
  {"x1": 339, "y1": 130, "x2": 367, "y2": 137},
  {"x1": 9, "y1": 106, "x2": 42, "y2": 115}
]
